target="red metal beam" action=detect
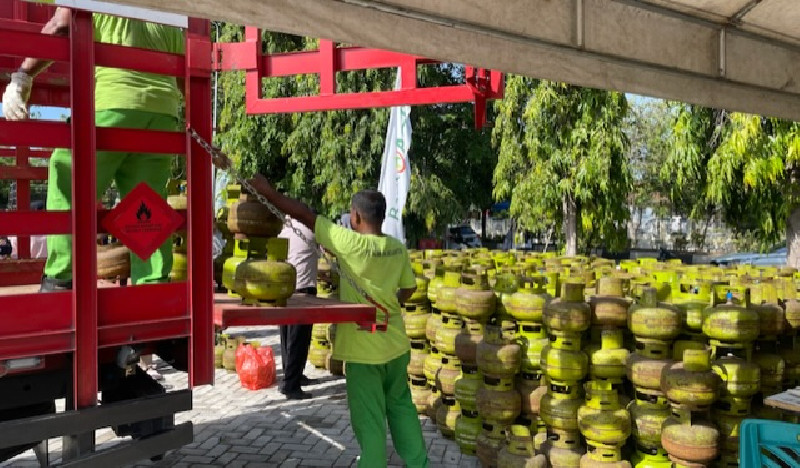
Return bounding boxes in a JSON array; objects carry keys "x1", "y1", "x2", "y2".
[
  {"x1": 214, "y1": 42, "x2": 437, "y2": 75},
  {"x1": 0, "y1": 290, "x2": 72, "y2": 337},
  {"x1": 0, "y1": 28, "x2": 68, "y2": 62},
  {"x1": 70, "y1": 10, "x2": 97, "y2": 410},
  {"x1": 0, "y1": 148, "x2": 51, "y2": 158},
  {"x1": 0, "y1": 331, "x2": 75, "y2": 361},
  {"x1": 246, "y1": 86, "x2": 477, "y2": 114},
  {"x1": 0, "y1": 165, "x2": 47, "y2": 180},
  {"x1": 98, "y1": 283, "x2": 187, "y2": 326},
  {"x1": 213, "y1": 294, "x2": 376, "y2": 329},
  {"x1": 0, "y1": 209, "x2": 187, "y2": 236},
  {"x1": 95, "y1": 43, "x2": 184, "y2": 77},
  {"x1": 0, "y1": 122, "x2": 185, "y2": 154},
  {"x1": 186, "y1": 18, "x2": 214, "y2": 388},
  {"x1": 0, "y1": 259, "x2": 45, "y2": 287}
]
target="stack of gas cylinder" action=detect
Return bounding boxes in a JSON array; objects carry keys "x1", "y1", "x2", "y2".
[
  {"x1": 404, "y1": 249, "x2": 800, "y2": 468},
  {"x1": 402, "y1": 253, "x2": 433, "y2": 417},
  {"x1": 166, "y1": 179, "x2": 188, "y2": 281},
  {"x1": 220, "y1": 187, "x2": 295, "y2": 305},
  {"x1": 311, "y1": 256, "x2": 344, "y2": 376}
]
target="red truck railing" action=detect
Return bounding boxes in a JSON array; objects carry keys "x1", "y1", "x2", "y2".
[{"x1": 0, "y1": 2, "x2": 212, "y2": 462}]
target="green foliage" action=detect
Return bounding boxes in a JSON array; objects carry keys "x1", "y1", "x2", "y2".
[
  {"x1": 626, "y1": 99, "x2": 674, "y2": 218},
  {"x1": 492, "y1": 77, "x2": 631, "y2": 252},
  {"x1": 662, "y1": 105, "x2": 720, "y2": 221},
  {"x1": 215, "y1": 25, "x2": 495, "y2": 245},
  {"x1": 668, "y1": 104, "x2": 800, "y2": 252}
]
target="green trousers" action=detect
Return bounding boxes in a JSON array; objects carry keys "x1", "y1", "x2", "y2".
[
  {"x1": 45, "y1": 109, "x2": 177, "y2": 285},
  {"x1": 346, "y1": 352, "x2": 429, "y2": 468}
]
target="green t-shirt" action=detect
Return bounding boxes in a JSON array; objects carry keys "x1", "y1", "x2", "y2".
[
  {"x1": 314, "y1": 217, "x2": 416, "y2": 364},
  {"x1": 93, "y1": 14, "x2": 184, "y2": 117}
]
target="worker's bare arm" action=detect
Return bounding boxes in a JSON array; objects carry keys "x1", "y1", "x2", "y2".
[
  {"x1": 397, "y1": 287, "x2": 416, "y2": 305},
  {"x1": 247, "y1": 174, "x2": 317, "y2": 231},
  {"x1": 19, "y1": 7, "x2": 72, "y2": 77}
]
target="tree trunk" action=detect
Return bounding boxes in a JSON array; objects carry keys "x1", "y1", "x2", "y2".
[
  {"x1": 563, "y1": 193, "x2": 578, "y2": 256},
  {"x1": 787, "y1": 204, "x2": 800, "y2": 268},
  {"x1": 481, "y1": 209, "x2": 488, "y2": 244}
]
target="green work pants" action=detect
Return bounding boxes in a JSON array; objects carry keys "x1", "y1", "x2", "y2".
[
  {"x1": 345, "y1": 352, "x2": 429, "y2": 468},
  {"x1": 45, "y1": 109, "x2": 177, "y2": 285}
]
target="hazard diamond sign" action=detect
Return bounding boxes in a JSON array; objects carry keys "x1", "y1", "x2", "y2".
[{"x1": 102, "y1": 183, "x2": 185, "y2": 260}]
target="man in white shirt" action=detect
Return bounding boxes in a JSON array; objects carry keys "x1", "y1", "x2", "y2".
[{"x1": 278, "y1": 217, "x2": 319, "y2": 400}]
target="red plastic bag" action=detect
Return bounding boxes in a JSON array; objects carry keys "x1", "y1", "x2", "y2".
[
  {"x1": 235, "y1": 342, "x2": 249, "y2": 375},
  {"x1": 237, "y1": 344, "x2": 276, "y2": 391}
]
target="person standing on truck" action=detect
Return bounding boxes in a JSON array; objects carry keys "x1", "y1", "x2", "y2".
[
  {"x1": 1, "y1": 7, "x2": 185, "y2": 291},
  {"x1": 277, "y1": 217, "x2": 319, "y2": 400},
  {"x1": 209, "y1": 155, "x2": 428, "y2": 467}
]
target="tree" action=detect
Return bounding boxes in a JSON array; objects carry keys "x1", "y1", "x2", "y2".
[
  {"x1": 667, "y1": 105, "x2": 800, "y2": 265},
  {"x1": 625, "y1": 99, "x2": 675, "y2": 245},
  {"x1": 492, "y1": 77, "x2": 631, "y2": 255},
  {"x1": 215, "y1": 24, "x2": 495, "y2": 245}
]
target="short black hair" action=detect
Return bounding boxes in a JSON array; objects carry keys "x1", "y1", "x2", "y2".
[{"x1": 351, "y1": 190, "x2": 386, "y2": 226}]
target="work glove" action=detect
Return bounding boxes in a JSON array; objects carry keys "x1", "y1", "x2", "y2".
[{"x1": 2, "y1": 72, "x2": 33, "y2": 120}]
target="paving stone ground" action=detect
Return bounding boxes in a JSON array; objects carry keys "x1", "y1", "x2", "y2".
[{"x1": 3, "y1": 326, "x2": 479, "y2": 468}]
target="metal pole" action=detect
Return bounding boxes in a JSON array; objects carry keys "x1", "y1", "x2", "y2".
[{"x1": 64, "y1": 8, "x2": 98, "y2": 459}]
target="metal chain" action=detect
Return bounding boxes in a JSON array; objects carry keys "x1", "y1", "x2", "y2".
[{"x1": 187, "y1": 128, "x2": 384, "y2": 314}]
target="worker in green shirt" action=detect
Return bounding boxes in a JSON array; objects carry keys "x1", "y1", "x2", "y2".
[
  {"x1": 1, "y1": 8, "x2": 184, "y2": 290},
  {"x1": 209, "y1": 152, "x2": 428, "y2": 467}
]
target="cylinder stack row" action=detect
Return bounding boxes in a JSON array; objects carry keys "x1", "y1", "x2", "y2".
[{"x1": 404, "y1": 249, "x2": 800, "y2": 468}]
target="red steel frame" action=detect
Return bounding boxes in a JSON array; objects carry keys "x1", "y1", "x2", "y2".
[
  {"x1": 0, "y1": 1, "x2": 494, "y2": 431},
  {"x1": 0, "y1": 2, "x2": 215, "y2": 412},
  {"x1": 214, "y1": 27, "x2": 503, "y2": 127}
]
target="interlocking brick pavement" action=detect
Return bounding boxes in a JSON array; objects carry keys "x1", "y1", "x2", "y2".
[{"x1": 3, "y1": 326, "x2": 480, "y2": 467}]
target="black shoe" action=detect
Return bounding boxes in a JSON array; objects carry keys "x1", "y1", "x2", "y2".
[
  {"x1": 39, "y1": 276, "x2": 72, "y2": 293},
  {"x1": 300, "y1": 376, "x2": 320, "y2": 386},
  {"x1": 283, "y1": 390, "x2": 312, "y2": 400}
]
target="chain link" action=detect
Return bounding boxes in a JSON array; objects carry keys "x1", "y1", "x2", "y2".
[{"x1": 188, "y1": 128, "x2": 384, "y2": 314}]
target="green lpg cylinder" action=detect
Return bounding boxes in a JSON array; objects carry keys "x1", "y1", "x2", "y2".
[
  {"x1": 589, "y1": 277, "x2": 630, "y2": 327},
  {"x1": 456, "y1": 272, "x2": 497, "y2": 321},
  {"x1": 403, "y1": 303, "x2": 430, "y2": 340},
  {"x1": 517, "y1": 322, "x2": 548, "y2": 374},
  {"x1": 476, "y1": 375, "x2": 521, "y2": 425},
  {"x1": 497, "y1": 424, "x2": 547, "y2": 468},
  {"x1": 660, "y1": 408, "x2": 720, "y2": 465},
  {"x1": 435, "y1": 312, "x2": 463, "y2": 355},
  {"x1": 407, "y1": 339, "x2": 429, "y2": 377},
  {"x1": 627, "y1": 388, "x2": 670, "y2": 451},
  {"x1": 541, "y1": 332, "x2": 588, "y2": 382},
  {"x1": 409, "y1": 376, "x2": 432, "y2": 414},
  {"x1": 661, "y1": 348, "x2": 720, "y2": 407},
  {"x1": 454, "y1": 364, "x2": 482, "y2": 412},
  {"x1": 627, "y1": 339, "x2": 672, "y2": 390},
  {"x1": 455, "y1": 409, "x2": 481, "y2": 455},
  {"x1": 508, "y1": 276, "x2": 550, "y2": 322},
  {"x1": 476, "y1": 422, "x2": 507, "y2": 468},
  {"x1": 702, "y1": 285, "x2": 760, "y2": 342},
  {"x1": 455, "y1": 319, "x2": 484, "y2": 366},
  {"x1": 436, "y1": 354, "x2": 462, "y2": 395},
  {"x1": 540, "y1": 380, "x2": 584, "y2": 431},
  {"x1": 628, "y1": 287, "x2": 682, "y2": 341},
  {"x1": 477, "y1": 318, "x2": 521, "y2": 378},
  {"x1": 588, "y1": 329, "x2": 629, "y2": 380},
  {"x1": 543, "y1": 281, "x2": 591, "y2": 333},
  {"x1": 436, "y1": 396, "x2": 461, "y2": 439},
  {"x1": 577, "y1": 381, "x2": 631, "y2": 446}
]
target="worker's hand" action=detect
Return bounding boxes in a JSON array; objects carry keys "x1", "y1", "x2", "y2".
[
  {"x1": 247, "y1": 174, "x2": 274, "y2": 195},
  {"x1": 208, "y1": 146, "x2": 231, "y2": 170},
  {"x1": 2, "y1": 72, "x2": 33, "y2": 120}
]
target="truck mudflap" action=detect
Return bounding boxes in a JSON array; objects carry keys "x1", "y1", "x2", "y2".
[{"x1": 0, "y1": 390, "x2": 192, "y2": 466}]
